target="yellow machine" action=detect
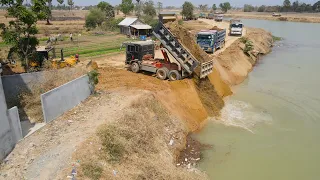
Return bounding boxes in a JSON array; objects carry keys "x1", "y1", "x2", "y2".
[{"x1": 32, "y1": 46, "x2": 79, "y2": 69}]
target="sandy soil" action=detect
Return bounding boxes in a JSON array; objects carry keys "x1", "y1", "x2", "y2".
[
  {"x1": 224, "y1": 11, "x2": 320, "y2": 23},
  {"x1": 0, "y1": 90, "x2": 151, "y2": 179}
]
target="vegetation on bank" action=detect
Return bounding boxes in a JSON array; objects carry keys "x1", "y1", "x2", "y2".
[
  {"x1": 272, "y1": 36, "x2": 282, "y2": 41},
  {"x1": 244, "y1": 0, "x2": 320, "y2": 13}
]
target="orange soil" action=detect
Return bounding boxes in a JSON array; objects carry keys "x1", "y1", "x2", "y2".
[{"x1": 96, "y1": 66, "x2": 229, "y2": 131}]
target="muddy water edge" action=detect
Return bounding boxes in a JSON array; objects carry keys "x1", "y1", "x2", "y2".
[{"x1": 195, "y1": 19, "x2": 320, "y2": 179}]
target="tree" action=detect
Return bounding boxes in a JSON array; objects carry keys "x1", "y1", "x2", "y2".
[
  {"x1": 120, "y1": 0, "x2": 134, "y2": 17},
  {"x1": 313, "y1": 1, "x2": 320, "y2": 12},
  {"x1": 57, "y1": 0, "x2": 64, "y2": 4},
  {"x1": 199, "y1": 4, "x2": 208, "y2": 12},
  {"x1": 157, "y1": 1, "x2": 163, "y2": 14},
  {"x1": 292, "y1": 1, "x2": 299, "y2": 11},
  {"x1": 97, "y1": 1, "x2": 115, "y2": 20},
  {"x1": 219, "y1": 2, "x2": 231, "y2": 13},
  {"x1": 258, "y1": 5, "x2": 266, "y2": 12},
  {"x1": 134, "y1": 0, "x2": 142, "y2": 18},
  {"x1": 143, "y1": 1, "x2": 156, "y2": 17},
  {"x1": 68, "y1": 0, "x2": 74, "y2": 11},
  {"x1": 212, "y1": 4, "x2": 217, "y2": 11},
  {"x1": 0, "y1": 0, "x2": 47, "y2": 70},
  {"x1": 181, "y1": 1, "x2": 194, "y2": 19},
  {"x1": 142, "y1": 0, "x2": 156, "y2": 25},
  {"x1": 46, "y1": 0, "x2": 53, "y2": 24},
  {"x1": 85, "y1": 8, "x2": 106, "y2": 29},
  {"x1": 244, "y1": 4, "x2": 254, "y2": 12},
  {"x1": 283, "y1": 0, "x2": 291, "y2": 12}
]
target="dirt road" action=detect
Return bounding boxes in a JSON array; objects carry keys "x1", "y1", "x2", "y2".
[{"x1": 0, "y1": 90, "x2": 149, "y2": 179}]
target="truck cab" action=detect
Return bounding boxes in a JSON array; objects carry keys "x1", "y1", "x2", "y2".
[
  {"x1": 215, "y1": 14, "x2": 224, "y2": 22},
  {"x1": 124, "y1": 41, "x2": 155, "y2": 65},
  {"x1": 197, "y1": 29, "x2": 226, "y2": 53},
  {"x1": 229, "y1": 20, "x2": 243, "y2": 36}
]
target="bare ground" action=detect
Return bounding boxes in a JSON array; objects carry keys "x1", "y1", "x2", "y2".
[{"x1": 0, "y1": 90, "x2": 150, "y2": 179}]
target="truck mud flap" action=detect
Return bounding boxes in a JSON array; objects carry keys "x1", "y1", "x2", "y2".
[{"x1": 200, "y1": 60, "x2": 214, "y2": 79}]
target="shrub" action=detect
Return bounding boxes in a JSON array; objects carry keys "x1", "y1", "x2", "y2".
[
  {"x1": 102, "y1": 18, "x2": 124, "y2": 32},
  {"x1": 97, "y1": 125, "x2": 126, "y2": 162},
  {"x1": 272, "y1": 35, "x2": 282, "y2": 41},
  {"x1": 244, "y1": 40, "x2": 254, "y2": 53},
  {"x1": 81, "y1": 163, "x2": 103, "y2": 180},
  {"x1": 85, "y1": 8, "x2": 106, "y2": 30}
]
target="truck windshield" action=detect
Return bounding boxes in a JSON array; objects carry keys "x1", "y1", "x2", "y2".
[
  {"x1": 197, "y1": 34, "x2": 212, "y2": 40},
  {"x1": 231, "y1": 24, "x2": 243, "y2": 28}
]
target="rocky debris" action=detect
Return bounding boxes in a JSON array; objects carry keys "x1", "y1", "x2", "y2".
[{"x1": 177, "y1": 134, "x2": 212, "y2": 169}]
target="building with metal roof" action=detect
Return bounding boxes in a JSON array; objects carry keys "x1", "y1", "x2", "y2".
[{"x1": 118, "y1": 17, "x2": 152, "y2": 37}]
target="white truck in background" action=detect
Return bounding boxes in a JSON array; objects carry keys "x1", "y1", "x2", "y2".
[{"x1": 229, "y1": 19, "x2": 244, "y2": 36}]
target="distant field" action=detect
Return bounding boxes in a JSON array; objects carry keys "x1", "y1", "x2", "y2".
[{"x1": 0, "y1": 10, "x2": 134, "y2": 61}]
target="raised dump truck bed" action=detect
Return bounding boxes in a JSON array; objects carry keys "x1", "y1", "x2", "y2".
[{"x1": 152, "y1": 22, "x2": 213, "y2": 78}]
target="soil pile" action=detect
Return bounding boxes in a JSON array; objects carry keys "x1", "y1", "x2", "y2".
[
  {"x1": 166, "y1": 21, "x2": 210, "y2": 63},
  {"x1": 166, "y1": 21, "x2": 231, "y2": 117}
]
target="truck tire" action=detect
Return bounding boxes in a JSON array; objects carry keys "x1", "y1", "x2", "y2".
[
  {"x1": 131, "y1": 62, "x2": 140, "y2": 73},
  {"x1": 156, "y1": 67, "x2": 169, "y2": 80},
  {"x1": 168, "y1": 70, "x2": 181, "y2": 81}
]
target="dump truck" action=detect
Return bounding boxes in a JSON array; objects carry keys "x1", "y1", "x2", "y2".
[
  {"x1": 199, "y1": 12, "x2": 206, "y2": 18},
  {"x1": 215, "y1": 14, "x2": 224, "y2": 22},
  {"x1": 124, "y1": 22, "x2": 214, "y2": 81},
  {"x1": 229, "y1": 19, "x2": 244, "y2": 36},
  {"x1": 197, "y1": 29, "x2": 226, "y2": 53},
  {"x1": 207, "y1": 13, "x2": 214, "y2": 19}
]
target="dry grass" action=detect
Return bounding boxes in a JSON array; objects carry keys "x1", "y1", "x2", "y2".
[
  {"x1": 17, "y1": 68, "x2": 86, "y2": 123},
  {"x1": 72, "y1": 95, "x2": 208, "y2": 180}
]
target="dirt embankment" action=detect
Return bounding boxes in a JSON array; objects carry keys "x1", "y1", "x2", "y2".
[
  {"x1": 224, "y1": 12, "x2": 320, "y2": 23},
  {"x1": 214, "y1": 27, "x2": 273, "y2": 85}
]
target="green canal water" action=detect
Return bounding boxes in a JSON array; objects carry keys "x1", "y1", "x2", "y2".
[{"x1": 195, "y1": 19, "x2": 320, "y2": 180}]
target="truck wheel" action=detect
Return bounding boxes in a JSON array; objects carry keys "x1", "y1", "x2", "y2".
[
  {"x1": 168, "y1": 70, "x2": 181, "y2": 81},
  {"x1": 156, "y1": 67, "x2": 169, "y2": 80},
  {"x1": 131, "y1": 62, "x2": 140, "y2": 73}
]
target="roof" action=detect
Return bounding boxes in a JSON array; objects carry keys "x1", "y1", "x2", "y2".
[
  {"x1": 163, "y1": 16, "x2": 176, "y2": 20},
  {"x1": 130, "y1": 24, "x2": 152, "y2": 30},
  {"x1": 118, "y1": 17, "x2": 138, "y2": 26},
  {"x1": 159, "y1": 12, "x2": 176, "y2": 15}
]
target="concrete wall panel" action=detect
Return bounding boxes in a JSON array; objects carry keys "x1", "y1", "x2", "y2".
[
  {"x1": 8, "y1": 107, "x2": 22, "y2": 143},
  {"x1": 0, "y1": 78, "x2": 15, "y2": 161},
  {"x1": 41, "y1": 75, "x2": 91, "y2": 123}
]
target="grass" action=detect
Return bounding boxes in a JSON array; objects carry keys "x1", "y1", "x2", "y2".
[
  {"x1": 81, "y1": 163, "x2": 103, "y2": 180},
  {"x1": 272, "y1": 35, "x2": 282, "y2": 41}
]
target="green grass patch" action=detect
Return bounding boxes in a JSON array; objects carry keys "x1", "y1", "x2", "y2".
[
  {"x1": 81, "y1": 163, "x2": 103, "y2": 180},
  {"x1": 272, "y1": 35, "x2": 282, "y2": 41}
]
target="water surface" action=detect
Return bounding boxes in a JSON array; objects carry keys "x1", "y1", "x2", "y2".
[{"x1": 195, "y1": 19, "x2": 320, "y2": 180}]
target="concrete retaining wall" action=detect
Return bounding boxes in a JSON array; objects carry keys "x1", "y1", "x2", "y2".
[
  {"x1": 0, "y1": 77, "x2": 22, "y2": 162},
  {"x1": 41, "y1": 75, "x2": 92, "y2": 123},
  {"x1": 1, "y1": 68, "x2": 84, "y2": 108}
]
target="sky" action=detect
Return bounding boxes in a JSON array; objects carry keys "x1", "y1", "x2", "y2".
[{"x1": 67, "y1": 0, "x2": 319, "y2": 7}]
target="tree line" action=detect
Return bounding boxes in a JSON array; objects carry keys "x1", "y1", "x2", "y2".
[{"x1": 244, "y1": 0, "x2": 320, "y2": 12}]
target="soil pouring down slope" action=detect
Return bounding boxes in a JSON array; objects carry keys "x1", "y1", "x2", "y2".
[{"x1": 166, "y1": 21, "x2": 232, "y2": 117}]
